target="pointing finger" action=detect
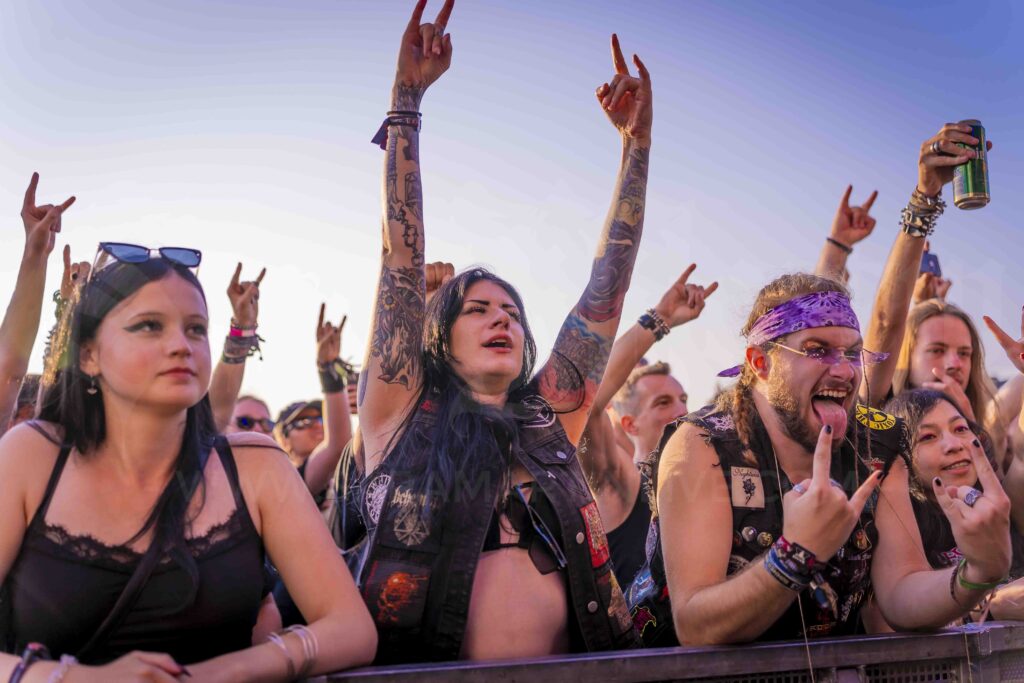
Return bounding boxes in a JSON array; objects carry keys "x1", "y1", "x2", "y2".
[
  {"x1": 338, "y1": 314, "x2": 348, "y2": 334},
  {"x1": 230, "y1": 263, "x2": 242, "y2": 290},
  {"x1": 633, "y1": 54, "x2": 651, "y2": 89},
  {"x1": 704, "y1": 281, "x2": 720, "y2": 298},
  {"x1": 982, "y1": 315, "x2": 1017, "y2": 351},
  {"x1": 406, "y1": 0, "x2": 427, "y2": 35},
  {"x1": 970, "y1": 436, "x2": 1002, "y2": 494},
  {"x1": 677, "y1": 263, "x2": 697, "y2": 286},
  {"x1": 839, "y1": 184, "x2": 852, "y2": 210},
  {"x1": 23, "y1": 172, "x2": 39, "y2": 212},
  {"x1": 610, "y1": 34, "x2": 629, "y2": 74},
  {"x1": 255, "y1": 267, "x2": 267, "y2": 285},
  {"x1": 58, "y1": 196, "x2": 76, "y2": 212},
  {"x1": 63, "y1": 244, "x2": 71, "y2": 272},
  {"x1": 931, "y1": 476, "x2": 965, "y2": 519},
  {"x1": 318, "y1": 303, "x2": 325, "y2": 331},
  {"x1": 812, "y1": 424, "x2": 834, "y2": 489},
  {"x1": 862, "y1": 189, "x2": 878, "y2": 211}
]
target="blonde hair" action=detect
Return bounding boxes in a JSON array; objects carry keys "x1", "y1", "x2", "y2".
[
  {"x1": 893, "y1": 299, "x2": 1004, "y2": 462},
  {"x1": 612, "y1": 361, "x2": 672, "y2": 417},
  {"x1": 716, "y1": 273, "x2": 850, "y2": 465}
]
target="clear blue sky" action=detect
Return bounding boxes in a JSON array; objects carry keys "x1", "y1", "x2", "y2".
[{"x1": 2, "y1": 0, "x2": 1022, "y2": 414}]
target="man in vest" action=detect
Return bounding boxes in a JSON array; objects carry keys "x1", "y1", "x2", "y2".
[{"x1": 628, "y1": 274, "x2": 1011, "y2": 645}]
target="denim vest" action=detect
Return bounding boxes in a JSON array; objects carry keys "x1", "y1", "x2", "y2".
[
  {"x1": 626, "y1": 403, "x2": 909, "y2": 646},
  {"x1": 353, "y1": 396, "x2": 638, "y2": 663}
]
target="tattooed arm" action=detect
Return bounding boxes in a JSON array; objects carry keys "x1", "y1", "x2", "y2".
[
  {"x1": 358, "y1": 0, "x2": 454, "y2": 474},
  {"x1": 538, "y1": 35, "x2": 653, "y2": 446}
]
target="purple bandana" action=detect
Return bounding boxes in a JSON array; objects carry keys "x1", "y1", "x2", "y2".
[{"x1": 718, "y1": 291, "x2": 861, "y2": 378}]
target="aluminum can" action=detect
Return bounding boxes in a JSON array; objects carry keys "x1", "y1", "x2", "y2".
[{"x1": 953, "y1": 119, "x2": 990, "y2": 209}]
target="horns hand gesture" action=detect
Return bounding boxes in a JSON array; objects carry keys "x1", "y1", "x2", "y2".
[
  {"x1": 595, "y1": 34, "x2": 653, "y2": 144},
  {"x1": 983, "y1": 308, "x2": 1024, "y2": 375},
  {"x1": 22, "y1": 173, "x2": 75, "y2": 258},
  {"x1": 395, "y1": 0, "x2": 454, "y2": 94}
]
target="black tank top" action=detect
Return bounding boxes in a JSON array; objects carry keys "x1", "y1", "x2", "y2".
[
  {"x1": 606, "y1": 475, "x2": 652, "y2": 587},
  {"x1": 4, "y1": 439, "x2": 265, "y2": 664}
]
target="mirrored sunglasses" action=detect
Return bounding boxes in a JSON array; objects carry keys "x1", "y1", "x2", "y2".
[
  {"x1": 235, "y1": 416, "x2": 274, "y2": 432},
  {"x1": 92, "y1": 242, "x2": 202, "y2": 277}
]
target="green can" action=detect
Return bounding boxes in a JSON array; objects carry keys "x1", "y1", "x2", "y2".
[{"x1": 953, "y1": 119, "x2": 990, "y2": 209}]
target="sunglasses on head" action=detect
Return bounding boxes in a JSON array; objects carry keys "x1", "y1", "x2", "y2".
[
  {"x1": 283, "y1": 415, "x2": 322, "y2": 437},
  {"x1": 235, "y1": 416, "x2": 274, "y2": 432},
  {"x1": 93, "y1": 242, "x2": 202, "y2": 277},
  {"x1": 505, "y1": 482, "x2": 568, "y2": 575}
]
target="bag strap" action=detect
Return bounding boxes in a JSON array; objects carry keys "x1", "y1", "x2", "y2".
[{"x1": 75, "y1": 440, "x2": 212, "y2": 659}]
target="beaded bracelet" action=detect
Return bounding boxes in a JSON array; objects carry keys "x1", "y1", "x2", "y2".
[{"x1": 638, "y1": 308, "x2": 671, "y2": 341}]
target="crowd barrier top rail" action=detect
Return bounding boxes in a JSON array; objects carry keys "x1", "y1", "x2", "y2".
[{"x1": 314, "y1": 621, "x2": 1024, "y2": 683}]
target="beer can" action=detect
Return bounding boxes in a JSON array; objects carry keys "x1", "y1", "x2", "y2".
[{"x1": 953, "y1": 119, "x2": 990, "y2": 210}]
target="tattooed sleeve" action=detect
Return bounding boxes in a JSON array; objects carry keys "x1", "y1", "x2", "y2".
[
  {"x1": 362, "y1": 84, "x2": 427, "y2": 405},
  {"x1": 541, "y1": 142, "x2": 650, "y2": 409}
]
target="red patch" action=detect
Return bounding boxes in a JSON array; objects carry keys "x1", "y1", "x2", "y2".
[
  {"x1": 580, "y1": 501, "x2": 610, "y2": 568},
  {"x1": 420, "y1": 399, "x2": 436, "y2": 413},
  {"x1": 377, "y1": 571, "x2": 427, "y2": 625},
  {"x1": 632, "y1": 606, "x2": 658, "y2": 637}
]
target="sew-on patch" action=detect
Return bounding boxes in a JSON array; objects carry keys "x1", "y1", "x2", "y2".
[
  {"x1": 855, "y1": 405, "x2": 896, "y2": 431},
  {"x1": 580, "y1": 501, "x2": 610, "y2": 568},
  {"x1": 391, "y1": 486, "x2": 430, "y2": 547},
  {"x1": 377, "y1": 571, "x2": 427, "y2": 625},
  {"x1": 632, "y1": 605, "x2": 658, "y2": 637},
  {"x1": 364, "y1": 472, "x2": 391, "y2": 526},
  {"x1": 730, "y1": 467, "x2": 765, "y2": 509}
]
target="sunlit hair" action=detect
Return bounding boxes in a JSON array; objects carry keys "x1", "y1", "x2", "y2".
[
  {"x1": 36, "y1": 257, "x2": 216, "y2": 613},
  {"x1": 715, "y1": 273, "x2": 850, "y2": 465},
  {"x1": 236, "y1": 394, "x2": 270, "y2": 416},
  {"x1": 892, "y1": 299, "x2": 1002, "y2": 459},
  {"x1": 612, "y1": 361, "x2": 672, "y2": 417}
]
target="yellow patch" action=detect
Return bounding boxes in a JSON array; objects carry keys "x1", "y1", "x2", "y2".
[{"x1": 855, "y1": 405, "x2": 896, "y2": 431}]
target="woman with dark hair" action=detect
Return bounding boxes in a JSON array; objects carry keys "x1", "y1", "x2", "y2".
[
  {"x1": 885, "y1": 388, "x2": 1024, "y2": 620},
  {"x1": 353, "y1": 0, "x2": 650, "y2": 662},
  {"x1": 0, "y1": 240, "x2": 375, "y2": 680}
]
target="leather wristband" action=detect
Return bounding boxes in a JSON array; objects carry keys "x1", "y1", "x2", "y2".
[{"x1": 318, "y1": 359, "x2": 348, "y2": 394}]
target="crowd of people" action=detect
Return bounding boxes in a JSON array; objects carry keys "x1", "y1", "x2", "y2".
[{"x1": 1, "y1": 0, "x2": 1022, "y2": 680}]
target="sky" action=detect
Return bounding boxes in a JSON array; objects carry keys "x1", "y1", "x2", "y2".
[{"x1": 1, "y1": 0, "x2": 1022, "y2": 417}]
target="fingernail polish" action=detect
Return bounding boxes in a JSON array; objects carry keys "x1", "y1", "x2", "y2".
[
  {"x1": 933, "y1": 477, "x2": 942, "y2": 486},
  {"x1": 825, "y1": 425, "x2": 832, "y2": 434},
  {"x1": 973, "y1": 439, "x2": 981, "y2": 448}
]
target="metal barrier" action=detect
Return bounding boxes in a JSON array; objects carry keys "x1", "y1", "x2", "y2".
[{"x1": 315, "y1": 621, "x2": 1024, "y2": 683}]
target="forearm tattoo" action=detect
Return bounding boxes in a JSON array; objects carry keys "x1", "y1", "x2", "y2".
[
  {"x1": 365, "y1": 84, "x2": 427, "y2": 398},
  {"x1": 541, "y1": 315, "x2": 613, "y2": 406},
  {"x1": 577, "y1": 144, "x2": 650, "y2": 323}
]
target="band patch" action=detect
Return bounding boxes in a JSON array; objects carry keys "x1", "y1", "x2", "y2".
[
  {"x1": 632, "y1": 605, "x2": 658, "y2": 637},
  {"x1": 364, "y1": 561, "x2": 429, "y2": 628},
  {"x1": 856, "y1": 405, "x2": 897, "y2": 431},
  {"x1": 391, "y1": 486, "x2": 430, "y2": 547},
  {"x1": 580, "y1": 501, "x2": 610, "y2": 568},
  {"x1": 730, "y1": 467, "x2": 765, "y2": 509}
]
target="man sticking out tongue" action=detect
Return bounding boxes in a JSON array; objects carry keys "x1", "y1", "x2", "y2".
[{"x1": 626, "y1": 273, "x2": 1011, "y2": 647}]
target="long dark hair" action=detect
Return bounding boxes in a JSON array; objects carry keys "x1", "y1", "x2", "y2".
[
  {"x1": 390, "y1": 267, "x2": 540, "y2": 512},
  {"x1": 884, "y1": 388, "x2": 1000, "y2": 569},
  {"x1": 36, "y1": 257, "x2": 217, "y2": 609}
]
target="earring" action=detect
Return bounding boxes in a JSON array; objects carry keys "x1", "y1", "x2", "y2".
[{"x1": 86, "y1": 375, "x2": 99, "y2": 395}]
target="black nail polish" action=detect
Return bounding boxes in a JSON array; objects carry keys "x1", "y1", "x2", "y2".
[
  {"x1": 933, "y1": 477, "x2": 942, "y2": 486},
  {"x1": 825, "y1": 425, "x2": 832, "y2": 434},
  {"x1": 973, "y1": 439, "x2": 981, "y2": 448}
]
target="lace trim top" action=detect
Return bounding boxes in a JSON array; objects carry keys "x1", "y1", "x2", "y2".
[{"x1": 3, "y1": 438, "x2": 266, "y2": 664}]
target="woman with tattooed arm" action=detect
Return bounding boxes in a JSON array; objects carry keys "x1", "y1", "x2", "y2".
[{"x1": 352, "y1": 0, "x2": 651, "y2": 663}]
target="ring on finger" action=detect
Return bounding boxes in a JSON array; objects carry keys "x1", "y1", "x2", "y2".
[
  {"x1": 930, "y1": 140, "x2": 943, "y2": 155},
  {"x1": 829, "y1": 478, "x2": 845, "y2": 491},
  {"x1": 962, "y1": 487, "x2": 983, "y2": 508},
  {"x1": 792, "y1": 483, "x2": 806, "y2": 494}
]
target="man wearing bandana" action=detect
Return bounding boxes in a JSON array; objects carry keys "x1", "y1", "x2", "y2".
[{"x1": 626, "y1": 274, "x2": 1011, "y2": 646}]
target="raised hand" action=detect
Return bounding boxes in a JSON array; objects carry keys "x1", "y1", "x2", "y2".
[
  {"x1": 394, "y1": 0, "x2": 454, "y2": 96},
  {"x1": 918, "y1": 123, "x2": 993, "y2": 197},
  {"x1": 933, "y1": 436, "x2": 1011, "y2": 583},
  {"x1": 21, "y1": 172, "x2": 75, "y2": 258},
  {"x1": 59, "y1": 245, "x2": 91, "y2": 300},
  {"x1": 983, "y1": 309, "x2": 1024, "y2": 375},
  {"x1": 782, "y1": 425, "x2": 882, "y2": 561},
  {"x1": 317, "y1": 304, "x2": 347, "y2": 366},
  {"x1": 830, "y1": 185, "x2": 877, "y2": 248},
  {"x1": 595, "y1": 34, "x2": 653, "y2": 144},
  {"x1": 425, "y1": 261, "x2": 454, "y2": 304},
  {"x1": 913, "y1": 271, "x2": 953, "y2": 304},
  {"x1": 227, "y1": 263, "x2": 265, "y2": 329},
  {"x1": 652, "y1": 263, "x2": 718, "y2": 328}
]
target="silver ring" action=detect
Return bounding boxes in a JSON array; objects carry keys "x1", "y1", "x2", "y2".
[
  {"x1": 963, "y1": 487, "x2": 982, "y2": 508},
  {"x1": 829, "y1": 478, "x2": 844, "y2": 490},
  {"x1": 793, "y1": 483, "x2": 806, "y2": 494},
  {"x1": 931, "y1": 140, "x2": 943, "y2": 155}
]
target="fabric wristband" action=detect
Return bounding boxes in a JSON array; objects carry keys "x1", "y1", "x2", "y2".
[
  {"x1": 826, "y1": 237, "x2": 852, "y2": 254},
  {"x1": 956, "y1": 557, "x2": 1004, "y2": 591}
]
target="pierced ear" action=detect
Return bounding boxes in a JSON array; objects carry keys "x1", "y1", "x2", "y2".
[
  {"x1": 621, "y1": 415, "x2": 640, "y2": 436},
  {"x1": 746, "y1": 346, "x2": 771, "y2": 380},
  {"x1": 78, "y1": 341, "x2": 100, "y2": 378}
]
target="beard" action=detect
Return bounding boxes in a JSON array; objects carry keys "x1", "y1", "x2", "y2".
[{"x1": 765, "y1": 374, "x2": 848, "y2": 454}]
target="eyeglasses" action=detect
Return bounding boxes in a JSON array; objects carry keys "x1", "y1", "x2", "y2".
[
  {"x1": 93, "y1": 242, "x2": 202, "y2": 276},
  {"x1": 772, "y1": 342, "x2": 889, "y2": 367},
  {"x1": 505, "y1": 483, "x2": 568, "y2": 575},
  {"x1": 235, "y1": 416, "x2": 274, "y2": 432},
  {"x1": 283, "y1": 415, "x2": 322, "y2": 437}
]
